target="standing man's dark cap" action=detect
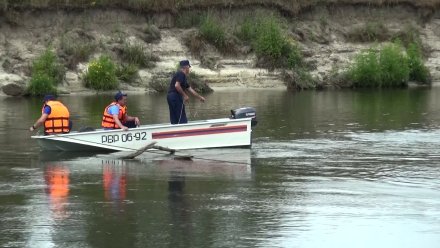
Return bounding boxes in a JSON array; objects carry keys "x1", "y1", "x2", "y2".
[
  {"x1": 43, "y1": 94, "x2": 56, "y2": 102},
  {"x1": 179, "y1": 60, "x2": 191, "y2": 67},
  {"x1": 114, "y1": 91, "x2": 127, "y2": 101}
]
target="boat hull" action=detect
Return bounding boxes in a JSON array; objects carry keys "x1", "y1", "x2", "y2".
[{"x1": 32, "y1": 118, "x2": 253, "y2": 152}]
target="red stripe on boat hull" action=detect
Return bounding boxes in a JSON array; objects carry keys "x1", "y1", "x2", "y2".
[{"x1": 152, "y1": 125, "x2": 248, "y2": 139}]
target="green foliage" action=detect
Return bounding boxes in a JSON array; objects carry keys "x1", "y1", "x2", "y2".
[
  {"x1": 286, "y1": 44, "x2": 303, "y2": 69},
  {"x1": 349, "y1": 48, "x2": 382, "y2": 88},
  {"x1": 27, "y1": 74, "x2": 57, "y2": 96},
  {"x1": 199, "y1": 15, "x2": 226, "y2": 50},
  {"x1": 254, "y1": 17, "x2": 285, "y2": 60},
  {"x1": 379, "y1": 43, "x2": 409, "y2": 87},
  {"x1": 116, "y1": 63, "x2": 139, "y2": 83},
  {"x1": 407, "y1": 43, "x2": 431, "y2": 84},
  {"x1": 27, "y1": 49, "x2": 64, "y2": 96},
  {"x1": 120, "y1": 43, "x2": 157, "y2": 68},
  {"x1": 348, "y1": 42, "x2": 427, "y2": 88},
  {"x1": 237, "y1": 16, "x2": 303, "y2": 69},
  {"x1": 236, "y1": 18, "x2": 257, "y2": 42},
  {"x1": 236, "y1": 15, "x2": 309, "y2": 88},
  {"x1": 31, "y1": 49, "x2": 65, "y2": 85},
  {"x1": 84, "y1": 56, "x2": 118, "y2": 90}
]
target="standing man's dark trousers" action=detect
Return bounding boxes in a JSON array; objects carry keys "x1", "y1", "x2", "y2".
[{"x1": 167, "y1": 92, "x2": 187, "y2": 124}]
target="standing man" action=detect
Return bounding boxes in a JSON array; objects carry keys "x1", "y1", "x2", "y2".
[
  {"x1": 167, "y1": 60, "x2": 205, "y2": 124},
  {"x1": 29, "y1": 95, "x2": 72, "y2": 135},
  {"x1": 102, "y1": 91, "x2": 140, "y2": 131}
]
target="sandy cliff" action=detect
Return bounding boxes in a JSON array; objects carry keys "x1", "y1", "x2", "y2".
[{"x1": 1, "y1": 2, "x2": 440, "y2": 95}]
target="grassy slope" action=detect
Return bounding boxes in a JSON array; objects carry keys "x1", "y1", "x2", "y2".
[{"x1": 0, "y1": 0, "x2": 438, "y2": 14}]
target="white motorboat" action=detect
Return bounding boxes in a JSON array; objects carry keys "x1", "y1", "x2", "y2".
[{"x1": 32, "y1": 107, "x2": 257, "y2": 152}]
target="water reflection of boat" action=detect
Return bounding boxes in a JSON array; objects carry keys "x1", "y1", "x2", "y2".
[
  {"x1": 135, "y1": 148, "x2": 252, "y2": 179},
  {"x1": 39, "y1": 148, "x2": 252, "y2": 180},
  {"x1": 103, "y1": 163, "x2": 127, "y2": 202},
  {"x1": 44, "y1": 164, "x2": 70, "y2": 220}
]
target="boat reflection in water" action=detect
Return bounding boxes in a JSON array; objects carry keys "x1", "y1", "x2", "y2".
[
  {"x1": 39, "y1": 148, "x2": 251, "y2": 216},
  {"x1": 44, "y1": 164, "x2": 70, "y2": 220},
  {"x1": 102, "y1": 161, "x2": 128, "y2": 211},
  {"x1": 33, "y1": 148, "x2": 252, "y2": 246},
  {"x1": 39, "y1": 148, "x2": 252, "y2": 180},
  {"x1": 146, "y1": 148, "x2": 252, "y2": 179}
]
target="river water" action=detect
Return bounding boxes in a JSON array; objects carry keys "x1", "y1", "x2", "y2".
[{"x1": 0, "y1": 88, "x2": 439, "y2": 248}]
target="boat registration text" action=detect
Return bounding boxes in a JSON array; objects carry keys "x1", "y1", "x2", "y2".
[{"x1": 101, "y1": 132, "x2": 148, "y2": 144}]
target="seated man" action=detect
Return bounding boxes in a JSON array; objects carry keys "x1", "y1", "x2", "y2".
[
  {"x1": 29, "y1": 95, "x2": 72, "y2": 135},
  {"x1": 102, "y1": 91, "x2": 140, "y2": 131}
]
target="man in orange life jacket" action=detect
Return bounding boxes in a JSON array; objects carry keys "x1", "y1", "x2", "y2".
[
  {"x1": 102, "y1": 91, "x2": 140, "y2": 131},
  {"x1": 29, "y1": 95, "x2": 72, "y2": 135}
]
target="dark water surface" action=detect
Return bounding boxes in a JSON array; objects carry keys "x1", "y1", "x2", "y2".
[{"x1": 1, "y1": 89, "x2": 440, "y2": 247}]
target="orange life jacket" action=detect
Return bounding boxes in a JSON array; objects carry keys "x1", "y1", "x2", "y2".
[
  {"x1": 102, "y1": 102, "x2": 127, "y2": 129},
  {"x1": 43, "y1": 101, "x2": 70, "y2": 134}
]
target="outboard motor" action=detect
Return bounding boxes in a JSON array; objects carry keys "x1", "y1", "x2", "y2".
[{"x1": 231, "y1": 107, "x2": 257, "y2": 127}]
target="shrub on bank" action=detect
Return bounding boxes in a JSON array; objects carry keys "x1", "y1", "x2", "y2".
[
  {"x1": 116, "y1": 63, "x2": 139, "y2": 84},
  {"x1": 254, "y1": 17, "x2": 285, "y2": 60},
  {"x1": 31, "y1": 49, "x2": 65, "y2": 85},
  {"x1": 27, "y1": 49, "x2": 64, "y2": 96},
  {"x1": 236, "y1": 18, "x2": 256, "y2": 42},
  {"x1": 348, "y1": 49, "x2": 382, "y2": 88},
  {"x1": 237, "y1": 16, "x2": 303, "y2": 70},
  {"x1": 200, "y1": 15, "x2": 226, "y2": 50},
  {"x1": 283, "y1": 68, "x2": 318, "y2": 91},
  {"x1": 236, "y1": 15, "x2": 311, "y2": 89},
  {"x1": 119, "y1": 42, "x2": 158, "y2": 68},
  {"x1": 84, "y1": 56, "x2": 118, "y2": 90},
  {"x1": 379, "y1": 43, "x2": 409, "y2": 87},
  {"x1": 348, "y1": 42, "x2": 430, "y2": 88},
  {"x1": 407, "y1": 43, "x2": 431, "y2": 84},
  {"x1": 27, "y1": 74, "x2": 58, "y2": 96}
]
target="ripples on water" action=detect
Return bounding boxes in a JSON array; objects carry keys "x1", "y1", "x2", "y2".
[
  {"x1": 1, "y1": 131, "x2": 440, "y2": 247},
  {"x1": 251, "y1": 129, "x2": 440, "y2": 247}
]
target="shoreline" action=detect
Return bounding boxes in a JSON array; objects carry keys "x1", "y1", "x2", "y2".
[
  {"x1": 1, "y1": 6, "x2": 439, "y2": 96},
  {"x1": 3, "y1": 82, "x2": 438, "y2": 98}
]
